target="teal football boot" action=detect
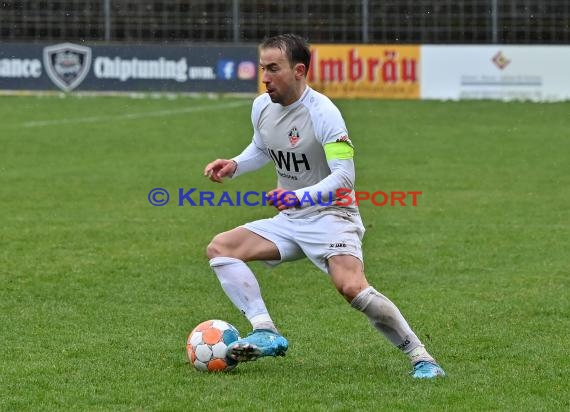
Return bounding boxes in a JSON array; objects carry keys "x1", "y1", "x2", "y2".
[
  {"x1": 411, "y1": 361, "x2": 446, "y2": 378},
  {"x1": 226, "y1": 329, "x2": 288, "y2": 362}
]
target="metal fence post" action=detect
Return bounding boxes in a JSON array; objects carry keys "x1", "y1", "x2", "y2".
[
  {"x1": 104, "y1": 0, "x2": 111, "y2": 42},
  {"x1": 491, "y1": 0, "x2": 499, "y2": 44},
  {"x1": 233, "y1": 0, "x2": 240, "y2": 43},
  {"x1": 362, "y1": 0, "x2": 369, "y2": 43}
]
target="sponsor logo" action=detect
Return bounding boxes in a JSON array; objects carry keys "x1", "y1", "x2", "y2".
[
  {"x1": 329, "y1": 242, "x2": 347, "y2": 248},
  {"x1": 268, "y1": 149, "x2": 310, "y2": 172},
  {"x1": 492, "y1": 51, "x2": 511, "y2": 70},
  {"x1": 43, "y1": 43, "x2": 92, "y2": 91},
  {"x1": 0, "y1": 58, "x2": 42, "y2": 78},
  {"x1": 397, "y1": 339, "x2": 411, "y2": 350},
  {"x1": 93, "y1": 56, "x2": 190, "y2": 81},
  {"x1": 188, "y1": 66, "x2": 215, "y2": 80}
]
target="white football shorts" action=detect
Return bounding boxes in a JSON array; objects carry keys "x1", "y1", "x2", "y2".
[{"x1": 242, "y1": 210, "x2": 365, "y2": 274}]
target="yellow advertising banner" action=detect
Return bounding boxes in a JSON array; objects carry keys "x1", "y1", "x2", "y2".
[{"x1": 259, "y1": 44, "x2": 421, "y2": 99}]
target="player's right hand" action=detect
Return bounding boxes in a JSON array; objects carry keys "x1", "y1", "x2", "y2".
[
  {"x1": 266, "y1": 188, "x2": 300, "y2": 211},
  {"x1": 204, "y1": 159, "x2": 237, "y2": 183}
]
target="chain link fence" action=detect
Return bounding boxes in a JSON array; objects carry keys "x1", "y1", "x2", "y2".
[{"x1": 1, "y1": 0, "x2": 569, "y2": 44}]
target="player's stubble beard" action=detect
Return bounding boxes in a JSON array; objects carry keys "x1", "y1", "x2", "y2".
[{"x1": 268, "y1": 85, "x2": 298, "y2": 106}]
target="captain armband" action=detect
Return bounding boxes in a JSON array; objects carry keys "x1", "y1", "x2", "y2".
[{"x1": 324, "y1": 141, "x2": 355, "y2": 161}]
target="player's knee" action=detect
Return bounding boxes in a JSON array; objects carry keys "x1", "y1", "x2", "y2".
[
  {"x1": 328, "y1": 255, "x2": 367, "y2": 302},
  {"x1": 206, "y1": 234, "x2": 227, "y2": 259},
  {"x1": 335, "y1": 282, "x2": 366, "y2": 303}
]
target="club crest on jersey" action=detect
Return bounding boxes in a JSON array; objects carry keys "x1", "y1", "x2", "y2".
[
  {"x1": 288, "y1": 127, "x2": 300, "y2": 147},
  {"x1": 43, "y1": 43, "x2": 92, "y2": 92}
]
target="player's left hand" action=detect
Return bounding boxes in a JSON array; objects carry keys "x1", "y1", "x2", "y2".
[
  {"x1": 203, "y1": 159, "x2": 237, "y2": 183},
  {"x1": 266, "y1": 188, "x2": 300, "y2": 211}
]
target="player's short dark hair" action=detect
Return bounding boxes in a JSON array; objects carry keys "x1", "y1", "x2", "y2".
[{"x1": 260, "y1": 33, "x2": 311, "y2": 74}]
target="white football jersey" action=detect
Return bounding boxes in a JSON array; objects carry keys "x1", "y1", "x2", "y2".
[
  {"x1": 252, "y1": 86, "x2": 347, "y2": 189},
  {"x1": 236, "y1": 86, "x2": 358, "y2": 217}
]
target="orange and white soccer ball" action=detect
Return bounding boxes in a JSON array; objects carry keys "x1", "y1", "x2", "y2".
[{"x1": 186, "y1": 319, "x2": 241, "y2": 372}]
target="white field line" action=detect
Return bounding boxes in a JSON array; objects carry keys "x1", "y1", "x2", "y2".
[{"x1": 21, "y1": 100, "x2": 250, "y2": 128}]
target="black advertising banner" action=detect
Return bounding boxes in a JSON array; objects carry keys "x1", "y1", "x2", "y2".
[{"x1": 0, "y1": 43, "x2": 258, "y2": 93}]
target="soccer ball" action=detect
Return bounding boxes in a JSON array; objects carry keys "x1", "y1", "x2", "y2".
[{"x1": 186, "y1": 319, "x2": 240, "y2": 372}]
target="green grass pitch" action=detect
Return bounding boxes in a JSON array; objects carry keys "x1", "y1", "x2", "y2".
[{"x1": 1, "y1": 94, "x2": 568, "y2": 411}]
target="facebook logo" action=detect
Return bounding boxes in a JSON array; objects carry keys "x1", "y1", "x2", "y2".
[{"x1": 216, "y1": 60, "x2": 235, "y2": 80}]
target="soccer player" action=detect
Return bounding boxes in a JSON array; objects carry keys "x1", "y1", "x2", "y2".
[{"x1": 203, "y1": 34, "x2": 445, "y2": 378}]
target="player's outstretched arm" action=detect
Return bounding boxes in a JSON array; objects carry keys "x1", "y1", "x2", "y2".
[{"x1": 204, "y1": 159, "x2": 237, "y2": 183}]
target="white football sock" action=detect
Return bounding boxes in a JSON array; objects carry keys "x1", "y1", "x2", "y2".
[
  {"x1": 351, "y1": 286, "x2": 434, "y2": 364},
  {"x1": 209, "y1": 257, "x2": 277, "y2": 332}
]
